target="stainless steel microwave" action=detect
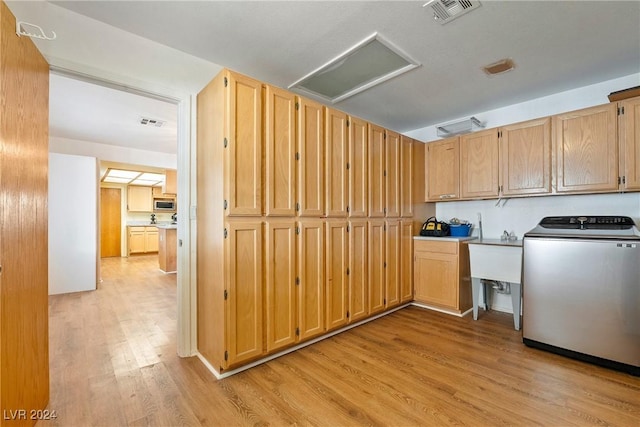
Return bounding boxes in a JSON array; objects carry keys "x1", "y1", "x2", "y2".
[{"x1": 154, "y1": 199, "x2": 176, "y2": 211}]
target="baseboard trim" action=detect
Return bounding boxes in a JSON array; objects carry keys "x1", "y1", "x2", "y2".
[{"x1": 410, "y1": 302, "x2": 473, "y2": 318}]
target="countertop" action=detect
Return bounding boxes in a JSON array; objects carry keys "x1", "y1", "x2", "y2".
[
  {"x1": 127, "y1": 221, "x2": 177, "y2": 229},
  {"x1": 413, "y1": 235, "x2": 477, "y2": 242},
  {"x1": 468, "y1": 238, "x2": 523, "y2": 247}
]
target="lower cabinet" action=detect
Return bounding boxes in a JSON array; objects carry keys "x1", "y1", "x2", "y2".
[
  {"x1": 413, "y1": 238, "x2": 472, "y2": 314},
  {"x1": 226, "y1": 221, "x2": 264, "y2": 367},
  {"x1": 201, "y1": 217, "x2": 417, "y2": 372},
  {"x1": 128, "y1": 226, "x2": 158, "y2": 255}
]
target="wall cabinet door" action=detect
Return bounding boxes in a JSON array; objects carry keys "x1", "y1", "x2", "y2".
[
  {"x1": 265, "y1": 85, "x2": 296, "y2": 216},
  {"x1": 349, "y1": 116, "x2": 368, "y2": 217},
  {"x1": 325, "y1": 108, "x2": 348, "y2": 217},
  {"x1": 400, "y1": 136, "x2": 413, "y2": 217},
  {"x1": 325, "y1": 220, "x2": 348, "y2": 330},
  {"x1": 368, "y1": 219, "x2": 385, "y2": 314},
  {"x1": 621, "y1": 97, "x2": 640, "y2": 190},
  {"x1": 127, "y1": 185, "x2": 153, "y2": 212},
  {"x1": 163, "y1": 169, "x2": 177, "y2": 195},
  {"x1": 297, "y1": 220, "x2": 325, "y2": 341},
  {"x1": 297, "y1": 97, "x2": 324, "y2": 217},
  {"x1": 265, "y1": 220, "x2": 297, "y2": 352},
  {"x1": 460, "y1": 129, "x2": 499, "y2": 199},
  {"x1": 500, "y1": 117, "x2": 551, "y2": 196},
  {"x1": 348, "y1": 219, "x2": 368, "y2": 323},
  {"x1": 385, "y1": 130, "x2": 400, "y2": 218},
  {"x1": 225, "y1": 221, "x2": 264, "y2": 367},
  {"x1": 399, "y1": 220, "x2": 414, "y2": 303},
  {"x1": 553, "y1": 103, "x2": 618, "y2": 193},
  {"x1": 368, "y1": 124, "x2": 386, "y2": 217},
  {"x1": 384, "y1": 220, "x2": 400, "y2": 308},
  {"x1": 426, "y1": 137, "x2": 459, "y2": 201},
  {"x1": 226, "y1": 71, "x2": 263, "y2": 216}
]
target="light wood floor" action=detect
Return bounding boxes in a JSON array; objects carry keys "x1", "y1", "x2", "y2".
[{"x1": 40, "y1": 255, "x2": 640, "y2": 426}]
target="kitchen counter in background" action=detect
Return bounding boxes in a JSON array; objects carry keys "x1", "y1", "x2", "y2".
[
  {"x1": 127, "y1": 221, "x2": 176, "y2": 228},
  {"x1": 155, "y1": 223, "x2": 177, "y2": 230}
]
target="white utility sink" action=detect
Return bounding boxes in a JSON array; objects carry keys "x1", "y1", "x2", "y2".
[{"x1": 468, "y1": 239, "x2": 523, "y2": 330}]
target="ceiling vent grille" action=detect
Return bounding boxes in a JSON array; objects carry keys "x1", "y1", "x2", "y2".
[
  {"x1": 139, "y1": 116, "x2": 165, "y2": 127},
  {"x1": 424, "y1": 0, "x2": 481, "y2": 24}
]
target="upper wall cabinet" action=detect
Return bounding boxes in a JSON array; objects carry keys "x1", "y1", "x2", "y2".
[
  {"x1": 460, "y1": 129, "x2": 499, "y2": 199},
  {"x1": 348, "y1": 116, "x2": 368, "y2": 218},
  {"x1": 297, "y1": 97, "x2": 325, "y2": 217},
  {"x1": 265, "y1": 85, "x2": 296, "y2": 216},
  {"x1": 426, "y1": 137, "x2": 460, "y2": 201},
  {"x1": 621, "y1": 97, "x2": 640, "y2": 190},
  {"x1": 500, "y1": 117, "x2": 551, "y2": 196},
  {"x1": 385, "y1": 130, "x2": 400, "y2": 218},
  {"x1": 368, "y1": 124, "x2": 386, "y2": 217},
  {"x1": 553, "y1": 103, "x2": 618, "y2": 193},
  {"x1": 400, "y1": 136, "x2": 413, "y2": 217},
  {"x1": 325, "y1": 107, "x2": 349, "y2": 217},
  {"x1": 226, "y1": 71, "x2": 263, "y2": 216}
]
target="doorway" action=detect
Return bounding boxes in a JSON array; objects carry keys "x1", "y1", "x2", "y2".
[{"x1": 100, "y1": 187, "x2": 121, "y2": 257}]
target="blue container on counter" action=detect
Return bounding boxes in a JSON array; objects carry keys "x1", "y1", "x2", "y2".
[{"x1": 449, "y1": 223, "x2": 472, "y2": 237}]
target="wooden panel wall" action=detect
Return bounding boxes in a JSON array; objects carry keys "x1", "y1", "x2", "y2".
[{"x1": 0, "y1": 1, "x2": 50, "y2": 425}]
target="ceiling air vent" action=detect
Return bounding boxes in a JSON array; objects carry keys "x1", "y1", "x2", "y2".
[
  {"x1": 139, "y1": 116, "x2": 165, "y2": 127},
  {"x1": 424, "y1": 0, "x2": 481, "y2": 24}
]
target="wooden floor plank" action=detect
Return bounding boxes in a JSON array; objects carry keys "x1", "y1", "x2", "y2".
[{"x1": 38, "y1": 255, "x2": 640, "y2": 426}]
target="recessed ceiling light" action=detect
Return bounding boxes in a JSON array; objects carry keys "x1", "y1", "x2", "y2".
[
  {"x1": 482, "y1": 58, "x2": 516, "y2": 76},
  {"x1": 289, "y1": 33, "x2": 420, "y2": 103}
]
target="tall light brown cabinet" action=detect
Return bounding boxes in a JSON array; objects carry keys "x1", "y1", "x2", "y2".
[
  {"x1": 0, "y1": 2, "x2": 50, "y2": 425},
  {"x1": 197, "y1": 69, "x2": 427, "y2": 372}
]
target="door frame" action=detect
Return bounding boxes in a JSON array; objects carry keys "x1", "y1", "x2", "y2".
[{"x1": 50, "y1": 65, "x2": 197, "y2": 358}]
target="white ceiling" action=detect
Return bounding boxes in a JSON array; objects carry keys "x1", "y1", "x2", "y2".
[
  {"x1": 31, "y1": 1, "x2": 640, "y2": 152},
  {"x1": 50, "y1": 73, "x2": 178, "y2": 153}
]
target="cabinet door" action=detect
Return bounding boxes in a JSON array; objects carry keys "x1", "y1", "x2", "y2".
[
  {"x1": 297, "y1": 97, "x2": 324, "y2": 217},
  {"x1": 385, "y1": 220, "x2": 400, "y2": 308},
  {"x1": 368, "y1": 124, "x2": 386, "y2": 217},
  {"x1": 163, "y1": 169, "x2": 177, "y2": 195},
  {"x1": 145, "y1": 228, "x2": 159, "y2": 253},
  {"x1": 325, "y1": 220, "x2": 348, "y2": 331},
  {"x1": 128, "y1": 229, "x2": 145, "y2": 254},
  {"x1": 348, "y1": 116, "x2": 368, "y2": 217},
  {"x1": 297, "y1": 220, "x2": 325, "y2": 341},
  {"x1": 621, "y1": 97, "x2": 640, "y2": 190},
  {"x1": 400, "y1": 136, "x2": 413, "y2": 217},
  {"x1": 348, "y1": 219, "x2": 368, "y2": 323},
  {"x1": 413, "y1": 250, "x2": 458, "y2": 309},
  {"x1": 399, "y1": 220, "x2": 414, "y2": 303},
  {"x1": 553, "y1": 103, "x2": 618, "y2": 193},
  {"x1": 426, "y1": 138, "x2": 459, "y2": 201},
  {"x1": 226, "y1": 71, "x2": 262, "y2": 216},
  {"x1": 500, "y1": 117, "x2": 551, "y2": 196},
  {"x1": 265, "y1": 220, "x2": 297, "y2": 352},
  {"x1": 325, "y1": 108, "x2": 348, "y2": 217},
  {"x1": 265, "y1": 85, "x2": 296, "y2": 216},
  {"x1": 460, "y1": 128, "x2": 499, "y2": 199},
  {"x1": 385, "y1": 130, "x2": 400, "y2": 218},
  {"x1": 127, "y1": 186, "x2": 153, "y2": 212},
  {"x1": 225, "y1": 221, "x2": 264, "y2": 366},
  {"x1": 368, "y1": 219, "x2": 386, "y2": 314}
]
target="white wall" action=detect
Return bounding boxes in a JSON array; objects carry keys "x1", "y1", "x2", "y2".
[
  {"x1": 406, "y1": 73, "x2": 640, "y2": 142},
  {"x1": 49, "y1": 153, "x2": 98, "y2": 295}
]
